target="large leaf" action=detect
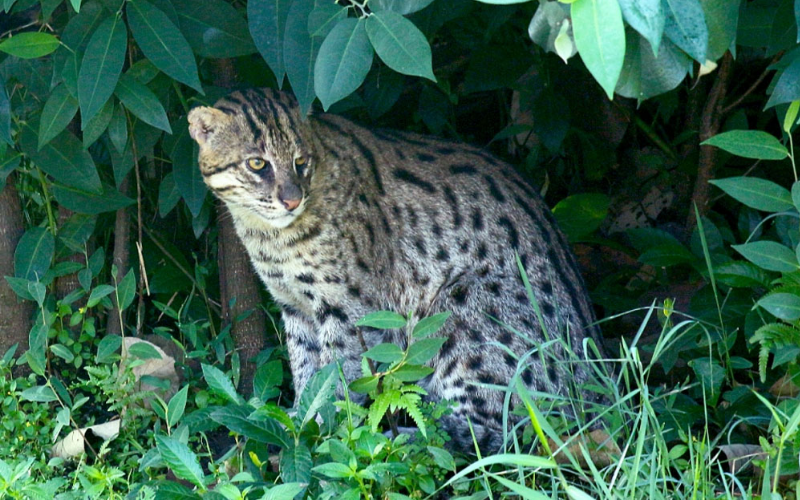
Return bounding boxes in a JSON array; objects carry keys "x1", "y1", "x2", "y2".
[
  {"x1": 733, "y1": 241, "x2": 799, "y2": 273},
  {"x1": 662, "y1": 0, "x2": 708, "y2": 62},
  {"x1": 297, "y1": 363, "x2": 337, "y2": 428},
  {"x1": 155, "y1": 435, "x2": 205, "y2": 488},
  {"x1": 20, "y1": 122, "x2": 102, "y2": 193},
  {"x1": 365, "y1": 10, "x2": 435, "y2": 81},
  {"x1": 14, "y1": 227, "x2": 54, "y2": 281},
  {"x1": 758, "y1": 292, "x2": 800, "y2": 321},
  {"x1": 315, "y1": 18, "x2": 373, "y2": 110},
  {"x1": 78, "y1": 15, "x2": 127, "y2": 124},
  {"x1": 363, "y1": 343, "x2": 404, "y2": 363},
  {"x1": 355, "y1": 311, "x2": 407, "y2": 329},
  {"x1": 571, "y1": 0, "x2": 626, "y2": 100},
  {"x1": 283, "y1": 0, "x2": 321, "y2": 114},
  {"x1": 52, "y1": 182, "x2": 135, "y2": 214},
  {"x1": 169, "y1": 118, "x2": 206, "y2": 217},
  {"x1": 127, "y1": 0, "x2": 203, "y2": 92},
  {"x1": 171, "y1": 0, "x2": 257, "y2": 58},
  {"x1": 0, "y1": 32, "x2": 59, "y2": 59},
  {"x1": 701, "y1": 130, "x2": 789, "y2": 160},
  {"x1": 765, "y1": 57, "x2": 800, "y2": 109},
  {"x1": 201, "y1": 363, "x2": 242, "y2": 404},
  {"x1": 412, "y1": 312, "x2": 451, "y2": 339},
  {"x1": 371, "y1": 0, "x2": 435, "y2": 15},
  {"x1": 552, "y1": 193, "x2": 610, "y2": 240},
  {"x1": 279, "y1": 441, "x2": 313, "y2": 483},
  {"x1": 0, "y1": 76, "x2": 10, "y2": 145},
  {"x1": 700, "y1": 0, "x2": 739, "y2": 61},
  {"x1": 618, "y1": 0, "x2": 664, "y2": 54},
  {"x1": 308, "y1": 2, "x2": 348, "y2": 38},
  {"x1": 114, "y1": 73, "x2": 172, "y2": 133},
  {"x1": 0, "y1": 153, "x2": 21, "y2": 192},
  {"x1": 38, "y1": 84, "x2": 78, "y2": 150},
  {"x1": 249, "y1": 0, "x2": 292, "y2": 85},
  {"x1": 406, "y1": 338, "x2": 447, "y2": 365},
  {"x1": 709, "y1": 177, "x2": 794, "y2": 213},
  {"x1": 82, "y1": 98, "x2": 114, "y2": 147},
  {"x1": 209, "y1": 405, "x2": 290, "y2": 446},
  {"x1": 616, "y1": 31, "x2": 691, "y2": 101}
]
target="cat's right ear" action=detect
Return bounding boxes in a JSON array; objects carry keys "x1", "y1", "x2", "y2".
[{"x1": 188, "y1": 106, "x2": 229, "y2": 146}]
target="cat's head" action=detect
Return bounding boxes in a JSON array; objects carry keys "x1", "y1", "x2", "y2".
[{"x1": 188, "y1": 88, "x2": 315, "y2": 229}]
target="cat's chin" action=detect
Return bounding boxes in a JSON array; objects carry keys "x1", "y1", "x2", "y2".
[{"x1": 264, "y1": 205, "x2": 305, "y2": 229}]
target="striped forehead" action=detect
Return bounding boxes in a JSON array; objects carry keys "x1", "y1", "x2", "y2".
[{"x1": 214, "y1": 90, "x2": 302, "y2": 151}]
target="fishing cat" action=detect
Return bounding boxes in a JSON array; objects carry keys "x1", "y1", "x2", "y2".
[{"x1": 188, "y1": 88, "x2": 604, "y2": 451}]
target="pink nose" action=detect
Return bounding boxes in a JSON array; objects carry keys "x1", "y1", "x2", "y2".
[{"x1": 282, "y1": 198, "x2": 301, "y2": 211}]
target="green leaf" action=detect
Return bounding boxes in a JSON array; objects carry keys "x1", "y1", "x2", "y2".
[
  {"x1": 638, "y1": 243, "x2": 695, "y2": 266},
  {"x1": 702, "y1": 130, "x2": 788, "y2": 160},
  {"x1": 355, "y1": 311, "x2": 407, "y2": 329},
  {"x1": 116, "y1": 268, "x2": 136, "y2": 311},
  {"x1": 759, "y1": 292, "x2": 800, "y2": 321},
  {"x1": 167, "y1": 385, "x2": 189, "y2": 427},
  {"x1": 249, "y1": 0, "x2": 291, "y2": 84},
  {"x1": 127, "y1": 0, "x2": 202, "y2": 92},
  {"x1": 108, "y1": 102, "x2": 128, "y2": 153},
  {"x1": 0, "y1": 32, "x2": 60, "y2": 59},
  {"x1": 20, "y1": 122, "x2": 101, "y2": 193},
  {"x1": 363, "y1": 343, "x2": 404, "y2": 363},
  {"x1": 38, "y1": 84, "x2": 79, "y2": 150},
  {"x1": 709, "y1": 177, "x2": 793, "y2": 213},
  {"x1": 371, "y1": 0, "x2": 435, "y2": 14},
  {"x1": 154, "y1": 482, "x2": 200, "y2": 499},
  {"x1": 412, "y1": 312, "x2": 451, "y2": 338},
  {"x1": 170, "y1": 118, "x2": 206, "y2": 216},
  {"x1": 427, "y1": 446, "x2": 455, "y2": 471},
  {"x1": 0, "y1": 154, "x2": 21, "y2": 192},
  {"x1": 349, "y1": 375, "x2": 379, "y2": 393},
  {"x1": 298, "y1": 363, "x2": 337, "y2": 428},
  {"x1": 571, "y1": 0, "x2": 625, "y2": 99},
  {"x1": 766, "y1": 57, "x2": 800, "y2": 109},
  {"x1": 96, "y1": 334, "x2": 121, "y2": 363},
  {"x1": 662, "y1": 0, "x2": 708, "y2": 63},
  {"x1": 202, "y1": 363, "x2": 242, "y2": 404},
  {"x1": 155, "y1": 435, "x2": 205, "y2": 488},
  {"x1": 129, "y1": 342, "x2": 163, "y2": 360},
  {"x1": 14, "y1": 227, "x2": 54, "y2": 281},
  {"x1": 20, "y1": 385, "x2": 58, "y2": 402},
  {"x1": 82, "y1": 98, "x2": 114, "y2": 147},
  {"x1": 210, "y1": 404, "x2": 290, "y2": 446},
  {"x1": 78, "y1": 15, "x2": 127, "y2": 124},
  {"x1": 279, "y1": 442, "x2": 312, "y2": 483},
  {"x1": 253, "y1": 360, "x2": 283, "y2": 400},
  {"x1": 700, "y1": 0, "x2": 739, "y2": 61},
  {"x1": 392, "y1": 364, "x2": 434, "y2": 382},
  {"x1": 366, "y1": 11, "x2": 435, "y2": 81},
  {"x1": 0, "y1": 76, "x2": 11, "y2": 145},
  {"x1": 715, "y1": 261, "x2": 771, "y2": 288},
  {"x1": 551, "y1": 193, "x2": 610, "y2": 240},
  {"x1": 315, "y1": 18, "x2": 373, "y2": 111},
  {"x1": 158, "y1": 172, "x2": 181, "y2": 217},
  {"x1": 27, "y1": 323, "x2": 47, "y2": 375},
  {"x1": 114, "y1": 73, "x2": 172, "y2": 133},
  {"x1": 52, "y1": 182, "x2": 135, "y2": 214},
  {"x1": 406, "y1": 338, "x2": 447, "y2": 365},
  {"x1": 250, "y1": 402, "x2": 295, "y2": 431},
  {"x1": 312, "y1": 462, "x2": 353, "y2": 479},
  {"x1": 171, "y1": 0, "x2": 257, "y2": 58},
  {"x1": 616, "y1": 33, "x2": 691, "y2": 101},
  {"x1": 87, "y1": 284, "x2": 115, "y2": 307},
  {"x1": 283, "y1": 0, "x2": 321, "y2": 114},
  {"x1": 733, "y1": 241, "x2": 799, "y2": 273},
  {"x1": 618, "y1": 0, "x2": 664, "y2": 54},
  {"x1": 308, "y1": 3, "x2": 347, "y2": 38},
  {"x1": 263, "y1": 484, "x2": 307, "y2": 500},
  {"x1": 50, "y1": 343, "x2": 75, "y2": 362}
]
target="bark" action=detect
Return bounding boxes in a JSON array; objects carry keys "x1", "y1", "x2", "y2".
[
  {"x1": 106, "y1": 178, "x2": 130, "y2": 336},
  {"x1": 686, "y1": 53, "x2": 734, "y2": 228},
  {"x1": 0, "y1": 173, "x2": 32, "y2": 360},
  {"x1": 211, "y1": 59, "x2": 269, "y2": 395}
]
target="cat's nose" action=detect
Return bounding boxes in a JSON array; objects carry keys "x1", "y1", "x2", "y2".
[
  {"x1": 282, "y1": 198, "x2": 301, "y2": 211},
  {"x1": 278, "y1": 183, "x2": 302, "y2": 211}
]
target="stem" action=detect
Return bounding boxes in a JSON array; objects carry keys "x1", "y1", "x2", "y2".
[
  {"x1": 788, "y1": 133, "x2": 796, "y2": 182},
  {"x1": 632, "y1": 113, "x2": 677, "y2": 160},
  {"x1": 37, "y1": 168, "x2": 57, "y2": 236}
]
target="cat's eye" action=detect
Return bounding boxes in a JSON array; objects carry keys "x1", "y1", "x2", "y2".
[
  {"x1": 295, "y1": 156, "x2": 309, "y2": 176},
  {"x1": 247, "y1": 158, "x2": 267, "y2": 171}
]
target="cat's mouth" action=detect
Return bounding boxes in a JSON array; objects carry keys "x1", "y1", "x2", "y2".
[{"x1": 264, "y1": 201, "x2": 306, "y2": 229}]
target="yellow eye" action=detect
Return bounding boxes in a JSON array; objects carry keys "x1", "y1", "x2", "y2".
[
  {"x1": 294, "y1": 156, "x2": 306, "y2": 166},
  {"x1": 247, "y1": 158, "x2": 266, "y2": 171}
]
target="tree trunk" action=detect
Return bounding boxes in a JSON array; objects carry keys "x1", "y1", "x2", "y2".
[
  {"x1": 0, "y1": 173, "x2": 32, "y2": 361},
  {"x1": 107, "y1": 177, "x2": 130, "y2": 336},
  {"x1": 210, "y1": 59, "x2": 269, "y2": 395},
  {"x1": 54, "y1": 205, "x2": 84, "y2": 300}
]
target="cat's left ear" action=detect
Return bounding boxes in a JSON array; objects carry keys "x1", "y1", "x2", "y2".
[{"x1": 188, "y1": 106, "x2": 229, "y2": 146}]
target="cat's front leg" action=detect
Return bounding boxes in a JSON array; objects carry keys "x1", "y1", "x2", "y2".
[{"x1": 282, "y1": 310, "x2": 322, "y2": 405}]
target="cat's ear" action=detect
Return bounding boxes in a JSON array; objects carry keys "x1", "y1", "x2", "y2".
[{"x1": 188, "y1": 106, "x2": 229, "y2": 146}]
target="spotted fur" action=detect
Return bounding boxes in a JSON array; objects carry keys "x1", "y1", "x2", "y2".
[{"x1": 188, "y1": 88, "x2": 604, "y2": 452}]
